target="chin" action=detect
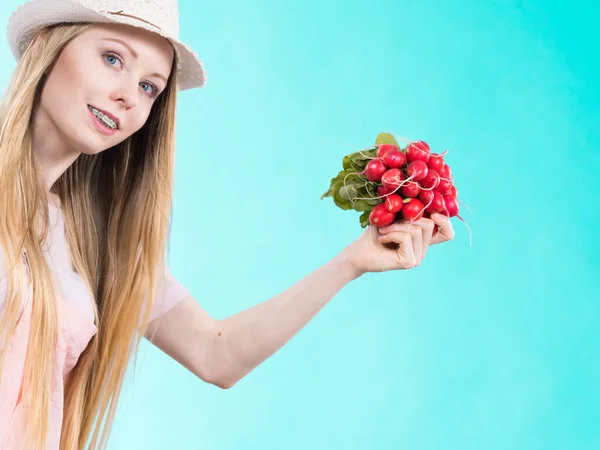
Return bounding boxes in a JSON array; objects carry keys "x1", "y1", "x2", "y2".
[
  {"x1": 69, "y1": 129, "x2": 122, "y2": 156},
  {"x1": 78, "y1": 146, "x2": 107, "y2": 156},
  {"x1": 70, "y1": 134, "x2": 109, "y2": 155}
]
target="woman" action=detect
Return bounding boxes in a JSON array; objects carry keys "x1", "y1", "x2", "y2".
[{"x1": 0, "y1": 0, "x2": 455, "y2": 448}]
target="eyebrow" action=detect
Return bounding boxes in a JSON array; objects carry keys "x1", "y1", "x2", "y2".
[{"x1": 100, "y1": 37, "x2": 168, "y2": 84}]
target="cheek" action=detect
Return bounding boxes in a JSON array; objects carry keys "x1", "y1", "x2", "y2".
[
  {"x1": 39, "y1": 76, "x2": 74, "y2": 129},
  {"x1": 111, "y1": 109, "x2": 151, "y2": 148},
  {"x1": 41, "y1": 56, "x2": 89, "y2": 120},
  {"x1": 128, "y1": 108, "x2": 153, "y2": 135}
]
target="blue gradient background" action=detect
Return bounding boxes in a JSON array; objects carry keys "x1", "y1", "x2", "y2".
[{"x1": 1, "y1": 0, "x2": 599, "y2": 449}]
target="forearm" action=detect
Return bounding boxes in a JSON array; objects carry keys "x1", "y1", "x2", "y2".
[{"x1": 213, "y1": 252, "x2": 359, "y2": 388}]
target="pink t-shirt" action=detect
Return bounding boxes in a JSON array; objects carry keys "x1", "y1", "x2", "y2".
[{"x1": 0, "y1": 203, "x2": 190, "y2": 448}]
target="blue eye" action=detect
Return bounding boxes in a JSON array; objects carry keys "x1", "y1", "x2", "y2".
[
  {"x1": 140, "y1": 82, "x2": 156, "y2": 97},
  {"x1": 104, "y1": 53, "x2": 121, "y2": 67}
]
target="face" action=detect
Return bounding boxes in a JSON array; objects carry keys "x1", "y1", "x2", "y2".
[{"x1": 34, "y1": 23, "x2": 174, "y2": 156}]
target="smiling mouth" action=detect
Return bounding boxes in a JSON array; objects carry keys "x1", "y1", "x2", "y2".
[{"x1": 87, "y1": 105, "x2": 119, "y2": 130}]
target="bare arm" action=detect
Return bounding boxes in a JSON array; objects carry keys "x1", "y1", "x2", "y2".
[
  {"x1": 145, "y1": 214, "x2": 454, "y2": 389},
  {"x1": 145, "y1": 252, "x2": 358, "y2": 389}
]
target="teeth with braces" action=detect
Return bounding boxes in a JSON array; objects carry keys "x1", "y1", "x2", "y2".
[{"x1": 88, "y1": 105, "x2": 117, "y2": 130}]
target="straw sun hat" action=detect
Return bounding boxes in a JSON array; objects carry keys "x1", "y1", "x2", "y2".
[{"x1": 6, "y1": 0, "x2": 208, "y2": 90}]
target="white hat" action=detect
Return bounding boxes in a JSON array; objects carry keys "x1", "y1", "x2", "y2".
[{"x1": 6, "y1": 0, "x2": 207, "y2": 91}]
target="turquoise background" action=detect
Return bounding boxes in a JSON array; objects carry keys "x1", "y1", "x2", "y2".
[{"x1": 1, "y1": 0, "x2": 599, "y2": 448}]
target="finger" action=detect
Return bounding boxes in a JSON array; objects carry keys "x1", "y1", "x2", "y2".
[
  {"x1": 430, "y1": 212, "x2": 448, "y2": 227},
  {"x1": 382, "y1": 221, "x2": 423, "y2": 262},
  {"x1": 378, "y1": 231, "x2": 416, "y2": 269},
  {"x1": 430, "y1": 213, "x2": 455, "y2": 244},
  {"x1": 408, "y1": 224, "x2": 422, "y2": 265},
  {"x1": 411, "y1": 217, "x2": 435, "y2": 258},
  {"x1": 378, "y1": 219, "x2": 412, "y2": 235}
]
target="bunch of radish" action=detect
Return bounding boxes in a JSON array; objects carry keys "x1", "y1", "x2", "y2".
[{"x1": 322, "y1": 132, "x2": 463, "y2": 232}]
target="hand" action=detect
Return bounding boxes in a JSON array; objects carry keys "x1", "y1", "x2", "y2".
[{"x1": 341, "y1": 213, "x2": 455, "y2": 277}]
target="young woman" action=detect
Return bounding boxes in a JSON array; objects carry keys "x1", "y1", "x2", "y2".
[{"x1": 0, "y1": 0, "x2": 455, "y2": 448}]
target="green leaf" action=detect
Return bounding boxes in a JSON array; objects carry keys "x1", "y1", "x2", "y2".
[
  {"x1": 352, "y1": 199, "x2": 376, "y2": 212},
  {"x1": 342, "y1": 147, "x2": 377, "y2": 170},
  {"x1": 338, "y1": 183, "x2": 360, "y2": 201},
  {"x1": 321, "y1": 174, "x2": 340, "y2": 200},
  {"x1": 335, "y1": 174, "x2": 362, "y2": 197},
  {"x1": 375, "y1": 132, "x2": 401, "y2": 150},
  {"x1": 321, "y1": 185, "x2": 334, "y2": 200},
  {"x1": 342, "y1": 155, "x2": 353, "y2": 170},
  {"x1": 364, "y1": 181, "x2": 380, "y2": 199},
  {"x1": 332, "y1": 190, "x2": 352, "y2": 210},
  {"x1": 351, "y1": 160, "x2": 366, "y2": 172},
  {"x1": 321, "y1": 169, "x2": 360, "y2": 200},
  {"x1": 359, "y1": 211, "x2": 370, "y2": 228},
  {"x1": 342, "y1": 155, "x2": 355, "y2": 170}
]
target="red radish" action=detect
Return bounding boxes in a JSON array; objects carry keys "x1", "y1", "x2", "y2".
[
  {"x1": 369, "y1": 203, "x2": 396, "y2": 227},
  {"x1": 439, "y1": 164, "x2": 452, "y2": 181},
  {"x1": 382, "y1": 150, "x2": 406, "y2": 169},
  {"x1": 365, "y1": 159, "x2": 387, "y2": 181},
  {"x1": 422, "y1": 190, "x2": 445, "y2": 213},
  {"x1": 378, "y1": 185, "x2": 393, "y2": 197},
  {"x1": 427, "y1": 153, "x2": 444, "y2": 172},
  {"x1": 401, "y1": 181, "x2": 421, "y2": 198},
  {"x1": 401, "y1": 198, "x2": 425, "y2": 221},
  {"x1": 376, "y1": 143, "x2": 398, "y2": 158},
  {"x1": 445, "y1": 165, "x2": 453, "y2": 180},
  {"x1": 442, "y1": 195, "x2": 459, "y2": 217},
  {"x1": 435, "y1": 177, "x2": 452, "y2": 194},
  {"x1": 407, "y1": 160, "x2": 428, "y2": 182},
  {"x1": 381, "y1": 168, "x2": 406, "y2": 192},
  {"x1": 406, "y1": 141, "x2": 430, "y2": 163},
  {"x1": 419, "y1": 189, "x2": 435, "y2": 205},
  {"x1": 419, "y1": 169, "x2": 440, "y2": 190},
  {"x1": 383, "y1": 194, "x2": 404, "y2": 213},
  {"x1": 449, "y1": 185, "x2": 458, "y2": 198}
]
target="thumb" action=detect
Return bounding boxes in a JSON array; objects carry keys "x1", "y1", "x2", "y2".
[
  {"x1": 429, "y1": 213, "x2": 454, "y2": 244},
  {"x1": 430, "y1": 212, "x2": 449, "y2": 226}
]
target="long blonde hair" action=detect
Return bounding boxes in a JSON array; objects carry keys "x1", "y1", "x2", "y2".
[{"x1": 0, "y1": 23, "x2": 180, "y2": 449}]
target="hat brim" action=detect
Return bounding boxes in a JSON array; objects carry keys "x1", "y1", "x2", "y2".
[{"x1": 7, "y1": 0, "x2": 207, "y2": 90}]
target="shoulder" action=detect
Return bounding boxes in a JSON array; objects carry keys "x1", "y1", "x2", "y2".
[{"x1": 148, "y1": 265, "x2": 190, "y2": 323}]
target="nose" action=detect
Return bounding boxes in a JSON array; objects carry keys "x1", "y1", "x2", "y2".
[{"x1": 110, "y1": 79, "x2": 139, "y2": 109}]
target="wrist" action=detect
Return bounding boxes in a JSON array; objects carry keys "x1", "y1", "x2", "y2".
[{"x1": 332, "y1": 249, "x2": 363, "y2": 282}]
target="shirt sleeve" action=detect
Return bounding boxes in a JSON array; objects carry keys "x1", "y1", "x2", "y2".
[{"x1": 148, "y1": 264, "x2": 190, "y2": 323}]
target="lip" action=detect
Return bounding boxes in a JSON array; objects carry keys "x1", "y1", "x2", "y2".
[
  {"x1": 88, "y1": 104, "x2": 121, "y2": 129},
  {"x1": 87, "y1": 106, "x2": 118, "y2": 137}
]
